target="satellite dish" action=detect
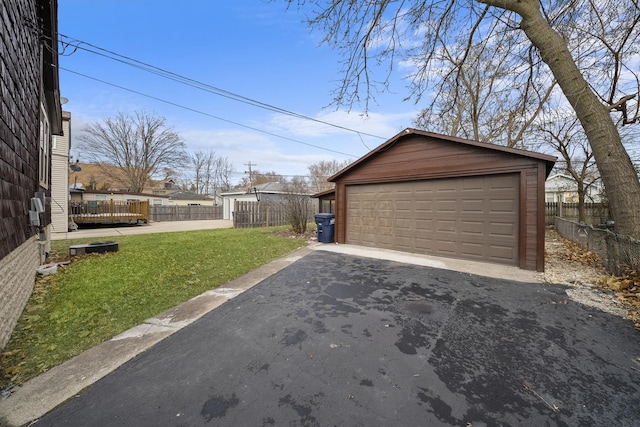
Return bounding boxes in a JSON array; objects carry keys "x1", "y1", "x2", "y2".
[
  {"x1": 60, "y1": 97, "x2": 69, "y2": 105},
  {"x1": 69, "y1": 164, "x2": 81, "y2": 172}
]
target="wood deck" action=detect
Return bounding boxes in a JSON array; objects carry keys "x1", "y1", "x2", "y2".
[{"x1": 70, "y1": 200, "x2": 149, "y2": 225}]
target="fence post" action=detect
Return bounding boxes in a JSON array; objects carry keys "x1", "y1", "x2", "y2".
[{"x1": 266, "y1": 203, "x2": 270, "y2": 227}]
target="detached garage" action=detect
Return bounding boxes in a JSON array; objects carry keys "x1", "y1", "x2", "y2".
[{"x1": 329, "y1": 129, "x2": 556, "y2": 271}]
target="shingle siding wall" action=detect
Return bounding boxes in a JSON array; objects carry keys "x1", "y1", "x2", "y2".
[
  {"x1": 0, "y1": 237, "x2": 40, "y2": 349},
  {"x1": 1, "y1": 0, "x2": 42, "y2": 260},
  {"x1": 0, "y1": 0, "x2": 48, "y2": 350}
]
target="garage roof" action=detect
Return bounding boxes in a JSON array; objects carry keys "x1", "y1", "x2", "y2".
[{"x1": 329, "y1": 128, "x2": 557, "y2": 182}]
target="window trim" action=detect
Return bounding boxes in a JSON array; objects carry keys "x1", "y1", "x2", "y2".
[{"x1": 39, "y1": 104, "x2": 51, "y2": 188}]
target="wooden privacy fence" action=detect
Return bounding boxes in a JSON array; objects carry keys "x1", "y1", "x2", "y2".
[
  {"x1": 233, "y1": 201, "x2": 288, "y2": 228},
  {"x1": 149, "y1": 205, "x2": 223, "y2": 222},
  {"x1": 233, "y1": 200, "x2": 315, "y2": 229},
  {"x1": 545, "y1": 202, "x2": 609, "y2": 226}
]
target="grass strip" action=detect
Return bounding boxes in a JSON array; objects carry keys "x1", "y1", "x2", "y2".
[{"x1": 1, "y1": 226, "x2": 306, "y2": 389}]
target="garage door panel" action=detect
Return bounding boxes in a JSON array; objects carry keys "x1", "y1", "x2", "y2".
[
  {"x1": 489, "y1": 245, "x2": 516, "y2": 261},
  {"x1": 461, "y1": 199, "x2": 485, "y2": 213},
  {"x1": 436, "y1": 200, "x2": 457, "y2": 212},
  {"x1": 460, "y1": 220, "x2": 484, "y2": 234},
  {"x1": 346, "y1": 174, "x2": 519, "y2": 266},
  {"x1": 460, "y1": 242, "x2": 485, "y2": 257},
  {"x1": 437, "y1": 219, "x2": 456, "y2": 232},
  {"x1": 415, "y1": 201, "x2": 435, "y2": 211},
  {"x1": 491, "y1": 199, "x2": 517, "y2": 212},
  {"x1": 434, "y1": 239, "x2": 456, "y2": 255},
  {"x1": 490, "y1": 222, "x2": 516, "y2": 236}
]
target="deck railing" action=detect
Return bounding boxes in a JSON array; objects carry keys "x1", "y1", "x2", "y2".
[{"x1": 70, "y1": 200, "x2": 149, "y2": 224}]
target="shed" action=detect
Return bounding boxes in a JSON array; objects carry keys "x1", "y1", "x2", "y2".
[
  {"x1": 311, "y1": 188, "x2": 336, "y2": 213},
  {"x1": 329, "y1": 129, "x2": 556, "y2": 271},
  {"x1": 220, "y1": 182, "x2": 315, "y2": 220}
]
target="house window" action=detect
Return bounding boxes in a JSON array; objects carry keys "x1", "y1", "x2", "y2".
[
  {"x1": 153, "y1": 199, "x2": 163, "y2": 206},
  {"x1": 39, "y1": 105, "x2": 51, "y2": 187},
  {"x1": 94, "y1": 194, "x2": 107, "y2": 201}
]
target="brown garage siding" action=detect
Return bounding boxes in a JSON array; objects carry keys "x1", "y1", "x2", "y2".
[
  {"x1": 330, "y1": 130, "x2": 555, "y2": 271},
  {"x1": 337, "y1": 136, "x2": 546, "y2": 185},
  {"x1": 520, "y1": 167, "x2": 544, "y2": 271}
]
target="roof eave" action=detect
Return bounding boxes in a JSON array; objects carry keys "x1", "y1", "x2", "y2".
[{"x1": 329, "y1": 128, "x2": 557, "y2": 181}]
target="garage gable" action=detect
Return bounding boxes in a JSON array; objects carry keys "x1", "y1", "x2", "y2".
[
  {"x1": 330, "y1": 129, "x2": 556, "y2": 271},
  {"x1": 331, "y1": 130, "x2": 554, "y2": 184}
]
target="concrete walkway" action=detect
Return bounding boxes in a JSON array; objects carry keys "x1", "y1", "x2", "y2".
[{"x1": 50, "y1": 219, "x2": 233, "y2": 241}]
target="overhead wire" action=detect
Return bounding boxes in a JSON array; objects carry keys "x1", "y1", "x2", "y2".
[
  {"x1": 59, "y1": 66, "x2": 359, "y2": 158},
  {"x1": 57, "y1": 33, "x2": 387, "y2": 141}
]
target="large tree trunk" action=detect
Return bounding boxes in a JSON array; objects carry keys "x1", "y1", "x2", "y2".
[
  {"x1": 577, "y1": 183, "x2": 586, "y2": 224},
  {"x1": 482, "y1": 0, "x2": 640, "y2": 237}
]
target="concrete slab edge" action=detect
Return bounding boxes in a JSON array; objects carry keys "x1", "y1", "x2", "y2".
[
  {"x1": 313, "y1": 243, "x2": 544, "y2": 283},
  {"x1": 0, "y1": 246, "x2": 313, "y2": 427}
]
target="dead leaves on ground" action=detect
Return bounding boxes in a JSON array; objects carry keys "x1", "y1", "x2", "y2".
[
  {"x1": 548, "y1": 233, "x2": 602, "y2": 268},
  {"x1": 548, "y1": 229, "x2": 640, "y2": 330},
  {"x1": 596, "y1": 268, "x2": 640, "y2": 330}
]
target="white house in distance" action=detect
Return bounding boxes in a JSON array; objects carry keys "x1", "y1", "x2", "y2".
[
  {"x1": 221, "y1": 182, "x2": 317, "y2": 220},
  {"x1": 51, "y1": 111, "x2": 71, "y2": 233},
  {"x1": 545, "y1": 173, "x2": 603, "y2": 203},
  {"x1": 70, "y1": 189, "x2": 219, "y2": 206}
]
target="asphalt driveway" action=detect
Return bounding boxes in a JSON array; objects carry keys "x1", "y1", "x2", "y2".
[{"x1": 34, "y1": 251, "x2": 640, "y2": 426}]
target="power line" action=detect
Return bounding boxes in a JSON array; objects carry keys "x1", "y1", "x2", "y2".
[
  {"x1": 59, "y1": 66, "x2": 359, "y2": 158},
  {"x1": 57, "y1": 33, "x2": 386, "y2": 141}
]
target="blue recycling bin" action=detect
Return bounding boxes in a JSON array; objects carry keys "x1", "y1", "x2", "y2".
[{"x1": 315, "y1": 213, "x2": 335, "y2": 243}]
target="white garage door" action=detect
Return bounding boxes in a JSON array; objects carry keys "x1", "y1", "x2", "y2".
[{"x1": 345, "y1": 174, "x2": 519, "y2": 265}]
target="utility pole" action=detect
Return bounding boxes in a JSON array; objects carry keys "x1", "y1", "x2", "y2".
[{"x1": 244, "y1": 162, "x2": 256, "y2": 188}]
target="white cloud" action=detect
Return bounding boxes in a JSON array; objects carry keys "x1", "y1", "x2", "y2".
[{"x1": 266, "y1": 109, "x2": 415, "y2": 139}]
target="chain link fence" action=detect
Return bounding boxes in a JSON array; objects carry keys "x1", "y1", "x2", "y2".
[{"x1": 554, "y1": 217, "x2": 640, "y2": 275}]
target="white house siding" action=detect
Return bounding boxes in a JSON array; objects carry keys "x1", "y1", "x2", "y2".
[
  {"x1": 50, "y1": 112, "x2": 70, "y2": 233},
  {"x1": 81, "y1": 192, "x2": 215, "y2": 207},
  {"x1": 544, "y1": 174, "x2": 603, "y2": 203},
  {"x1": 221, "y1": 192, "x2": 245, "y2": 220}
]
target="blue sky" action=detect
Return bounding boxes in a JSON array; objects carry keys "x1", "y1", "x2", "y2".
[{"x1": 58, "y1": 1, "x2": 420, "y2": 184}]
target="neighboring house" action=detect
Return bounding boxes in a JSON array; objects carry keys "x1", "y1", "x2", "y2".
[
  {"x1": 144, "y1": 178, "x2": 179, "y2": 195},
  {"x1": 68, "y1": 162, "x2": 128, "y2": 191},
  {"x1": 51, "y1": 111, "x2": 72, "y2": 233},
  {"x1": 328, "y1": 128, "x2": 556, "y2": 272},
  {"x1": 0, "y1": 0, "x2": 63, "y2": 349},
  {"x1": 165, "y1": 191, "x2": 220, "y2": 206},
  {"x1": 72, "y1": 190, "x2": 217, "y2": 207},
  {"x1": 68, "y1": 163, "x2": 180, "y2": 194},
  {"x1": 221, "y1": 182, "x2": 314, "y2": 220},
  {"x1": 544, "y1": 173, "x2": 603, "y2": 203}
]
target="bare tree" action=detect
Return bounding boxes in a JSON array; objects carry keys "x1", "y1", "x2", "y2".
[
  {"x1": 212, "y1": 156, "x2": 234, "y2": 193},
  {"x1": 281, "y1": 176, "x2": 313, "y2": 234},
  {"x1": 79, "y1": 110, "x2": 187, "y2": 193},
  {"x1": 186, "y1": 151, "x2": 235, "y2": 195},
  {"x1": 536, "y1": 114, "x2": 600, "y2": 222},
  {"x1": 189, "y1": 150, "x2": 211, "y2": 194},
  {"x1": 285, "y1": 0, "x2": 640, "y2": 237},
  {"x1": 414, "y1": 42, "x2": 555, "y2": 148},
  {"x1": 237, "y1": 170, "x2": 284, "y2": 190},
  {"x1": 308, "y1": 159, "x2": 350, "y2": 193}
]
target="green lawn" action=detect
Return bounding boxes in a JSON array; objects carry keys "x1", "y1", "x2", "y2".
[{"x1": 0, "y1": 227, "x2": 307, "y2": 390}]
